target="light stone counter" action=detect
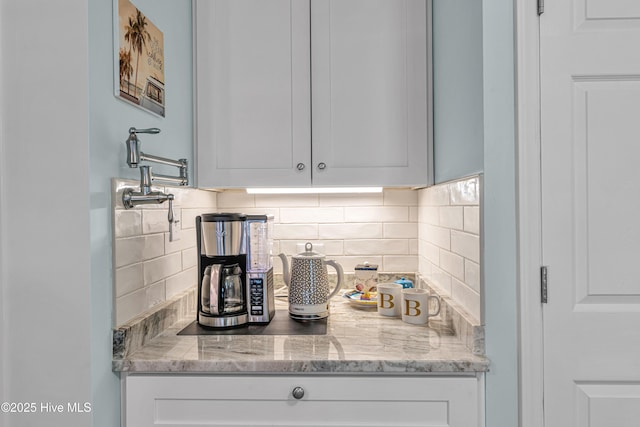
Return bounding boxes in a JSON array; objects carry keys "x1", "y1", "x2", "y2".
[{"x1": 113, "y1": 288, "x2": 489, "y2": 374}]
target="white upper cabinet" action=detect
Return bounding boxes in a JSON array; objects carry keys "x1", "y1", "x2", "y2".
[
  {"x1": 311, "y1": 0, "x2": 431, "y2": 186},
  {"x1": 195, "y1": 0, "x2": 432, "y2": 188},
  {"x1": 195, "y1": 0, "x2": 311, "y2": 188}
]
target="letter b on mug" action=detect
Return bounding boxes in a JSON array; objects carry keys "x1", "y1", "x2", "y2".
[
  {"x1": 401, "y1": 288, "x2": 441, "y2": 325},
  {"x1": 377, "y1": 283, "x2": 403, "y2": 317},
  {"x1": 403, "y1": 299, "x2": 421, "y2": 317}
]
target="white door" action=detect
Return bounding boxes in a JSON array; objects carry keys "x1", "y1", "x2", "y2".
[{"x1": 540, "y1": 1, "x2": 640, "y2": 426}]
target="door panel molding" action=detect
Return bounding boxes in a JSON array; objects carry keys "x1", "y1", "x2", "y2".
[
  {"x1": 576, "y1": 382, "x2": 640, "y2": 427},
  {"x1": 571, "y1": 80, "x2": 640, "y2": 308}
]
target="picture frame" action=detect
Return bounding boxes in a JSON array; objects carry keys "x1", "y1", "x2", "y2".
[{"x1": 113, "y1": 0, "x2": 165, "y2": 117}]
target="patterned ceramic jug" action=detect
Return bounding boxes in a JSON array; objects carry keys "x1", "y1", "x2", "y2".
[{"x1": 278, "y1": 242, "x2": 344, "y2": 320}]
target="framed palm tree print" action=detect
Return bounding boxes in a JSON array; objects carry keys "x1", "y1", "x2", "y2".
[{"x1": 114, "y1": 0, "x2": 165, "y2": 117}]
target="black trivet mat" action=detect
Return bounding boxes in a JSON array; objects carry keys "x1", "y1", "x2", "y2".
[{"x1": 177, "y1": 311, "x2": 327, "y2": 336}]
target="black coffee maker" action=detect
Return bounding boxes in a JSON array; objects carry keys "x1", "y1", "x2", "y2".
[{"x1": 196, "y1": 213, "x2": 248, "y2": 328}]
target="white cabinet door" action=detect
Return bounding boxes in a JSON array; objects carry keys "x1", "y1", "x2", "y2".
[
  {"x1": 123, "y1": 374, "x2": 480, "y2": 427},
  {"x1": 540, "y1": 1, "x2": 640, "y2": 426},
  {"x1": 311, "y1": 0, "x2": 431, "y2": 187},
  {"x1": 195, "y1": 0, "x2": 311, "y2": 188}
]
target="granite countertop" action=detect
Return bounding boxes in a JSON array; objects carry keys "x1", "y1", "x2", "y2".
[{"x1": 113, "y1": 289, "x2": 490, "y2": 374}]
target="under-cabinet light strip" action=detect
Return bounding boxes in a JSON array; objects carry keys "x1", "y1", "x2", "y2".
[{"x1": 246, "y1": 187, "x2": 383, "y2": 195}]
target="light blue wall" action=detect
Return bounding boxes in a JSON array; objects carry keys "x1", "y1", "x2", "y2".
[
  {"x1": 88, "y1": 1, "x2": 193, "y2": 425},
  {"x1": 481, "y1": 0, "x2": 518, "y2": 426},
  {"x1": 432, "y1": 0, "x2": 484, "y2": 184},
  {"x1": 432, "y1": 1, "x2": 519, "y2": 426}
]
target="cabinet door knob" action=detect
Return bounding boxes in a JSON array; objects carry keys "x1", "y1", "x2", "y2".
[
  {"x1": 317, "y1": 162, "x2": 327, "y2": 170},
  {"x1": 292, "y1": 386, "x2": 305, "y2": 400},
  {"x1": 296, "y1": 163, "x2": 305, "y2": 171}
]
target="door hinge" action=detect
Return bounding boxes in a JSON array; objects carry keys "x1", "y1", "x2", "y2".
[
  {"x1": 538, "y1": 0, "x2": 544, "y2": 15},
  {"x1": 541, "y1": 266, "x2": 548, "y2": 303}
]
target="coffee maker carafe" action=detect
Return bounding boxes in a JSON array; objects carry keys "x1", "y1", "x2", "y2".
[{"x1": 197, "y1": 213, "x2": 248, "y2": 328}]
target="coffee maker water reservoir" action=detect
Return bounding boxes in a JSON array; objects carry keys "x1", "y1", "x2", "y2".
[{"x1": 246, "y1": 214, "x2": 275, "y2": 324}]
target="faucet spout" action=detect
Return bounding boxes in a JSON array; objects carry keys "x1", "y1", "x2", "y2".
[{"x1": 123, "y1": 189, "x2": 173, "y2": 209}]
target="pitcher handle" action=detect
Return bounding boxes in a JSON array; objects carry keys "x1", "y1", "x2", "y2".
[
  {"x1": 277, "y1": 253, "x2": 290, "y2": 287},
  {"x1": 325, "y1": 259, "x2": 344, "y2": 299}
]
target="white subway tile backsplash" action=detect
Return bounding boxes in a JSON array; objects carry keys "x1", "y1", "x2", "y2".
[
  {"x1": 279, "y1": 240, "x2": 344, "y2": 256},
  {"x1": 319, "y1": 223, "x2": 383, "y2": 239},
  {"x1": 344, "y1": 239, "x2": 409, "y2": 255},
  {"x1": 383, "y1": 189, "x2": 418, "y2": 206},
  {"x1": 165, "y1": 228, "x2": 196, "y2": 254},
  {"x1": 182, "y1": 247, "x2": 198, "y2": 270},
  {"x1": 409, "y1": 206, "x2": 419, "y2": 222},
  {"x1": 319, "y1": 193, "x2": 383, "y2": 206},
  {"x1": 449, "y1": 177, "x2": 479, "y2": 205},
  {"x1": 451, "y1": 230, "x2": 480, "y2": 263},
  {"x1": 439, "y1": 206, "x2": 464, "y2": 230},
  {"x1": 170, "y1": 187, "x2": 218, "y2": 208},
  {"x1": 143, "y1": 252, "x2": 182, "y2": 286},
  {"x1": 418, "y1": 175, "x2": 481, "y2": 323},
  {"x1": 464, "y1": 206, "x2": 480, "y2": 235},
  {"x1": 216, "y1": 190, "x2": 255, "y2": 208},
  {"x1": 114, "y1": 210, "x2": 142, "y2": 238},
  {"x1": 145, "y1": 280, "x2": 167, "y2": 313},
  {"x1": 115, "y1": 262, "x2": 143, "y2": 297},
  {"x1": 316, "y1": 239, "x2": 344, "y2": 256},
  {"x1": 255, "y1": 194, "x2": 318, "y2": 207},
  {"x1": 422, "y1": 184, "x2": 450, "y2": 206},
  {"x1": 421, "y1": 241, "x2": 440, "y2": 265},
  {"x1": 142, "y1": 208, "x2": 171, "y2": 234},
  {"x1": 439, "y1": 250, "x2": 465, "y2": 281},
  {"x1": 113, "y1": 179, "x2": 217, "y2": 326},
  {"x1": 419, "y1": 257, "x2": 432, "y2": 278},
  {"x1": 113, "y1": 180, "x2": 479, "y2": 326},
  {"x1": 422, "y1": 224, "x2": 451, "y2": 250},
  {"x1": 383, "y1": 255, "x2": 418, "y2": 272},
  {"x1": 451, "y1": 277, "x2": 480, "y2": 321},
  {"x1": 181, "y1": 209, "x2": 202, "y2": 229},
  {"x1": 345, "y1": 206, "x2": 409, "y2": 222},
  {"x1": 418, "y1": 206, "x2": 439, "y2": 225},
  {"x1": 115, "y1": 279, "x2": 165, "y2": 326},
  {"x1": 464, "y1": 259, "x2": 481, "y2": 293},
  {"x1": 409, "y1": 239, "x2": 419, "y2": 255},
  {"x1": 166, "y1": 267, "x2": 197, "y2": 299},
  {"x1": 273, "y1": 223, "x2": 318, "y2": 240},
  {"x1": 429, "y1": 264, "x2": 452, "y2": 296},
  {"x1": 332, "y1": 256, "x2": 384, "y2": 274},
  {"x1": 114, "y1": 234, "x2": 164, "y2": 268},
  {"x1": 115, "y1": 288, "x2": 146, "y2": 326},
  {"x1": 280, "y1": 207, "x2": 344, "y2": 224},
  {"x1": 383, "y1": 223, "x2": 418, "y2": 239}
]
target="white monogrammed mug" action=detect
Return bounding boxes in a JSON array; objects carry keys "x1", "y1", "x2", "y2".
[
  {"x1": 377, "y1": 283, "x2": 403, "y2": 317},
  {"x1": 401, "y1": 288, "x2": 441, "y2": 325}
]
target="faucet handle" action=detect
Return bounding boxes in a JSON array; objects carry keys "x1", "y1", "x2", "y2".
[
  {"x1": 126, "y1": 128, "x2": 161, "y2": 168},
  {"x1": 129, "y1": 127, "x2": 160, "y2": 135}
]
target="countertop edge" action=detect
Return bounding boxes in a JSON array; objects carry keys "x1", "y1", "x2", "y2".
[{"x1": 113, "y1": 358, "x2": 490, "y2": 374}]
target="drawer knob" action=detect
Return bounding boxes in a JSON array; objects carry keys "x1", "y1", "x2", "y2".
[
  {"x1": 292, "y1": 386, "x2": 305, "y2": 400},
  {"x1": 296, "y1": 163, "x2": 305, "y2": 171},
  {"x1": 317, "y1": 162, "x2": 327, "y2": 170}
]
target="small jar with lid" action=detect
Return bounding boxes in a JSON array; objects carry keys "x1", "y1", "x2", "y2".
[
  {"x1": 354, "y1": 262, "x2": 378, "y2": 292},
  {"x1": 394, "y1": 276, "x2": 414, "y2": 289}
]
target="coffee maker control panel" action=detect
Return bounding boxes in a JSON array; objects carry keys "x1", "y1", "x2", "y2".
[
  {"x1": 249, "y1": 278, "x2": 264, "y2": 315},
  {"x1": 247, "y1": 269, "x2": 275, "y2": 324}
]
